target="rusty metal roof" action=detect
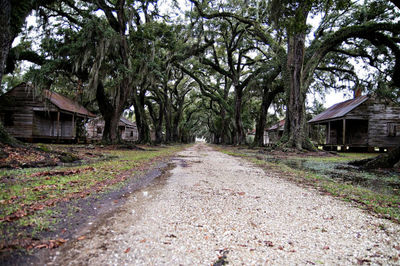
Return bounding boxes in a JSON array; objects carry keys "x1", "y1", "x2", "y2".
[
  {"x1": 119, "y1": 117, "x2": 136, "y2": 127},
  {"x1": 308, "y1": 95, "x2": 369, "y2": 124},
  {"x1": 267, "y1": 119, "x2": 285, "y2": 131},
  {"x1": 43, "y1": 90, "x2": 95, "y2": 117}
]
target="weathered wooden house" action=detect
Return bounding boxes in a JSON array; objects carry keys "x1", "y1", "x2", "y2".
[
  {"x1": 264, "y1": 119, "x2": 285, "y2": 145},
  {"x1": 86, "y1": 116, "x2": 138, "y2": 142},
  {"x1": 308, "y1": 95, "x2": 400, "y2": 151},
  {"x1": 0, "y1": 83, "x2": 95, "y2": 142}
]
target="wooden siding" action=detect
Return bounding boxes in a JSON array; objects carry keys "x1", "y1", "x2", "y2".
[
  {"x1": 86, "y1": 119, "x2": 104, "y2": 141},
  {"x1": 122, "y1": 126, "x2": 138, "y2": 141},
  {"x1": 315, "y1": 98, "x2": 400, "y2": 148},
  {"x1": 33, "y1": 112, "x2": 74, "y2": 139},
  {"x1": 0, "y1": 85, "x2": 39, "y2": 138},
  {"x1": 86, "y1": 118, "x2": 138, "y2": 142},
  {"x1": 344, "y1": 100, "x2": 369, "y2": 119},
  {"x1": 367, "y1": 103, "x2": 400, "y2": 147},
  {"x1": 0, "y1": 84, "x2": 78, "y2": 140}
]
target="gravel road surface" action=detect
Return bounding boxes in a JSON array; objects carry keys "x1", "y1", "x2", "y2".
[{"x1": 46, "y1": 143, "x2": 400, "y2": 265}]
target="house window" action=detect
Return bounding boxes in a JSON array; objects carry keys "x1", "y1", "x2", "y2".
[
  {"x1": 130, "y1": 131, "x2": 133, "y2": 137},
  {"x1": 97, "y1": 127, "x2": 102, "y2": 134},
  {"x1": 388, "y1": 123, "x2": 397, "y2": 137},
  {"x1": 4, "y1": 112, "x2": 14, "y2": 126}
]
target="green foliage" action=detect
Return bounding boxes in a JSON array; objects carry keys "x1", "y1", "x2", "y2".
[
  {"x1": 4, "y1": 0, "x2": 400, "y2": 146},
  {"x1": 0, "y1": 122, "x2": 23, "y2": 147}
]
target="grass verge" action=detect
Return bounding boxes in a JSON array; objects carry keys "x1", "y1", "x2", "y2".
[{"x1": 0, "y1": 144, "x2": 188, "y2": 252}]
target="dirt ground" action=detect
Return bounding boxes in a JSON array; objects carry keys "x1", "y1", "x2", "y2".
[{"x1": 37, "y1": 143, "x2": 400, "y2": 265}]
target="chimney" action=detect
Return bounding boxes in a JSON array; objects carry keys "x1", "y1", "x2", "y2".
[{"x1": 354, "y1": 87, "x2": 362, "y2": 98}]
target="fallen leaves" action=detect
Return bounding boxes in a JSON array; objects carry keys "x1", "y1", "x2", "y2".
[
  {"x1": 357, "y1": 258, "x2": 372, "y2": 265},
  {"x1": 32, "y1": 184, "x2": 57, "y2": 191},
  {"x1": 77, "y1": 235, "x2": 86, "y2": 241},
  {"x1": 0, "y1": 145, "x2": 58, "y2": 169},
  {"x1": 264, "y1": 241, "x2": 274, "y2": 247},
  {"x1": 0, "y1": 238, "x2": 68, "y2": 252},
  {"x1": 0, "y1": 174, "x2": 129, "y2": 223},
  {"x1": 124, "y1": 247, "x2": 131, "y2": 253},
  {"x1": 0, "y1": 144, "x2": 185, "y2": 255},
  {"x1": 31, "y1": 167, "x2": 95, "y2": 178}
]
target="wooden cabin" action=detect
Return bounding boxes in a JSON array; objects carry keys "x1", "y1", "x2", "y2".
[
  {"x1": 0, "y1": 83, "x2": 95, "y2": 142},
  {"x1": 308, "y1": 95, "x2": 400, "y2": 151},
  {"x1": 264, "y1": 119, "x2": 285, "y2": 145},
  {"x1": 86, "y1": 116, "x2": 138, "y2": 142}
]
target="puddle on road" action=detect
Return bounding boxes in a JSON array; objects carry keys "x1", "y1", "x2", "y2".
[{"x1": 252, "y1": 154, "x2": 400, "y2": 196}]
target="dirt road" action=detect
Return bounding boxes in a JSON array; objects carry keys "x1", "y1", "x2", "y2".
[{"x1": 46, "y1": 143, "x2": 400, "y2": 265}]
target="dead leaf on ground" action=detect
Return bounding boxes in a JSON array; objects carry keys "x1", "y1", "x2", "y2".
[
  {"x1": 264, "y1": 241, "x2": 274, "y2": 247},
  {"x1": 77, "y1": 235, "x2": 86, "y2": 241},
  {"x1": 357, "y1": 258, "x2": 371, "y2": 265},
  {"x1": 124, "y1": 247, "x2": 131, "y2": 253}
]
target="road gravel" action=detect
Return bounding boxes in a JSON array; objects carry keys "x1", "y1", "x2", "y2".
[{"x1": 46, "y1": 143, "x2": 400, "y2": 265}]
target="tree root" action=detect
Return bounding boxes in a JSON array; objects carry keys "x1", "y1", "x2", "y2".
[{"x1": 349, "y1": 146, "x2": 400, "y2": 169}]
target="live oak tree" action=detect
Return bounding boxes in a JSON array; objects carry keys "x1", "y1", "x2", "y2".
[
  {"x1": 189, "y1": 0, "x2": 400, "y2": 151},
  {"x1": 2, "y1": 0, "x2": 400, "y2": 161},
  {"x1": 185, "y1": 10, "x2": 266, "y2": 144}
]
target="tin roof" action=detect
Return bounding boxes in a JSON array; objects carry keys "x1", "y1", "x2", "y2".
[
  {"x1": 308, "y1": 95, "x2": 369, "y2": 124},
  {"x1": 119, "y1": 117, "x2": 136, "y2": 127},
  {"x1": 267, "y1": 119, "x2": 285, "y2": 131},
  {"x1": 43, "y1": 90, "x2": 95, "y2": 117}
]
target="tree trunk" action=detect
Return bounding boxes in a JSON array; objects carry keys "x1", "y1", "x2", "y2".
[
  {"x1": 350, "y1": 146, "x2": 400, "y2": 169},
  {"x1": 0, "y1": 1, "x2": 20, "y2": 147},
  {"x1": 219, "y1": 108, "x2": 227, "y2": 144},
  {"x1": 96, "y1": 82, "x2": 122, "y2": 143},
  {"x1": 0, "y1": 0, "x2": 12, "y2": 83},
  {"x1": 254, "y1": 84, "x2": 281, "y2": 147},
  {"x1": 147, "y1": 100, "x2": 164, "y2": 144},
  {"x1": 220, "y1": 79, "x2": 230, "y2": 144},
  {"x1": 172, "y1": 104, "x2": 184, "y2": 142},
  {"x1": 163, "y1": 87, "x2": 172, "y2": 143},
  {"x1": 284, "y1": 33, "x2": 307, "y2": 150},
  {"x1": 133, "y1": 89, "x2": 151, "y2": 144},
  {"x1": 102, "y1": 112, "x2": 120, "y2": 143},
  {"x1": 172, "y1": 114, "x2": 180, "y2": 142},
  {"x1": 233, "y1": 86, "x2": 245, "y2": 145}
]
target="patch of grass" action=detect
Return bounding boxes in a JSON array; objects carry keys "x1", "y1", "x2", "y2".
[
  {"x1": 219, "y1": 147, "x2": 400, "y2": 223},
  {"x1": 0, "y1": 144, "x2": 188, "y2": 242},
  {"x1": 309, "y1": 153, "x2": 377, "y2": 163}
]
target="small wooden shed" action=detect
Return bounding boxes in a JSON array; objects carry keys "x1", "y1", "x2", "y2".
[
  {"x1": 264, "y1": 119, "x2": 285, "y2": 145},
  {"x1": 86, "y1": 116, "x2": 138, "y2": 142},
  {"x1": 0, "y1": 83, "x2": 95, "y2": 142},
  {"x1": 308, "y1": 95, "x2": 400, "y2": 150}
]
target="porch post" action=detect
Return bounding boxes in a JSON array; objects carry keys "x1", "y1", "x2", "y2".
[
  {"x1": 72, "y1": 114, "x2": 75, "y2": 138},
  {"x1": 57, "y1": 111, "x2": 60, "y2": 140},
  {"x1": 327, "y1": 122, "x2": 331, "y2": 144},
  {"x1": 342, "y1": 119, "x2": 346, "y2": 145}
]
